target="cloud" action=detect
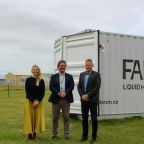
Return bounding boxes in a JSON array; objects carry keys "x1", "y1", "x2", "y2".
[
  {"x1": 0, "y1": 1, "x2": 79, "y2": 74},
  {"x1": 0, "y1": 0, "x2": 144, "y2": 74}
]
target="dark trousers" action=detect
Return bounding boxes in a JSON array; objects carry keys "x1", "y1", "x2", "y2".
[
  {"x1": 52, "y1": 99, "x2": 70, "y2": 137},
  {"x1": 81, "y1": 102, "x2": 98, "y2": 139}
]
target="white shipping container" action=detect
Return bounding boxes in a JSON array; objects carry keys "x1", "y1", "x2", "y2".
[{"x1": 53, "y1": 29, "x2": 144, "y2": 119}]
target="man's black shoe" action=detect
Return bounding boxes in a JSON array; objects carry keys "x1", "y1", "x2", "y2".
[
  {"x1": 50, "y1": 135, "x2": 58, "y2": 139},
  {"x1": 65, "y1": 136, "x2": 70, "y2": 140},
  {"x1": 80, "y1": 137, "x2": 88, "y2": 142}
]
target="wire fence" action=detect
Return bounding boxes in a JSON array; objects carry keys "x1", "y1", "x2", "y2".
[{"x1": 0, "y1": 82, "x2": 25, "y2": 98}]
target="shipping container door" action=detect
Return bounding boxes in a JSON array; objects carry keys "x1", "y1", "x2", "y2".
[{"x1": 62, "y1": 31, "x2": 99, "y2": 114}]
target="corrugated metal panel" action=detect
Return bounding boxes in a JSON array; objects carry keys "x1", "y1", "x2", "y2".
[
  {"x1": 65, "y1": 32, "x2": 99, "y2": 114},
  {"x1": 99, "y1": 32, "x2": 144, "y2": 115},
  {"x1": 54, "y1": 38, "x2": 63, "y2": 71}
]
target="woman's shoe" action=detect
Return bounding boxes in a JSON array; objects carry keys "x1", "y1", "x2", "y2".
[
  {"x1": 33, "y1": 133, "x2": 37, "y2": 140},
  {"x1": 27, "y1": 134, "x2": 33, "y2": 140}
]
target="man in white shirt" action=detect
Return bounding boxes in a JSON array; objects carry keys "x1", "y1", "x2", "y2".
[{"x1": 49, "y1": 60, "x2": 74, "y2": 140}]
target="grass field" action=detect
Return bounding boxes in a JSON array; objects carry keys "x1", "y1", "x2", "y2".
[{"x1": 0, "y1": 85, "x2": 144, "y2": 144}]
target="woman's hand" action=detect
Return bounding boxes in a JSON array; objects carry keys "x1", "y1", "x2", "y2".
[{"x1": 32, "y1": 100, "x2": 39, "y2": 108}]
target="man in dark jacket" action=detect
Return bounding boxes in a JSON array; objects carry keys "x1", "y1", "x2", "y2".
[
  {"x1": 78, "y1": 59, "x2": 101, "y2": 143},
  {"x1": 49, "y1": 60, "x2": 74, "y2": 140}
]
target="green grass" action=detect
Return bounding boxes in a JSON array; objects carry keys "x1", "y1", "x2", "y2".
[{"x1": 0, "y1": 86, "x2": 144, "y2": 144}]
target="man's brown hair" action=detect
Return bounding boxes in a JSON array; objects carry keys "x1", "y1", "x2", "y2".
[
  {"x1": 85, "y1": 59, "x2": 93, "y2": 64},
  {"x1": 57, "y1": 59, "x2": 67, "y2": 67}
]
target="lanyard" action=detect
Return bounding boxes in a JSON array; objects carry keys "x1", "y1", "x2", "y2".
[{"x1": 60, "y1": 75, "x2": 65, "y2": 91}]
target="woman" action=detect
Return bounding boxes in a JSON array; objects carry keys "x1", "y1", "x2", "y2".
[{"x1": 23, "y1": 65, "x2": 45, "y2": 140}]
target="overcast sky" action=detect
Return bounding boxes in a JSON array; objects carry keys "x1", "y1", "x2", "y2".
[{"x1": 0, "y1": 0, "x2": 144, "y2": 75}]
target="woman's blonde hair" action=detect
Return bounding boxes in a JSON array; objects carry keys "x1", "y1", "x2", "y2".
[{"x1": 31, "y1": 65, "x2": 41, "y2": 80}]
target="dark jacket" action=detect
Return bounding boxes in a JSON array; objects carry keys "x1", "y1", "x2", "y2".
[
  {"x1": 48, "y1": 73, "x2": 74, "y2": 104},
  {"x1": 25, "y1": 77, "x2": 45, "y2": 103},
  {"x1": 77, "y1": 70, "x2": 101, "y2": 103}
]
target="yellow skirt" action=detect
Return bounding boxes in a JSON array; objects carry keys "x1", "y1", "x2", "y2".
[{"x1": 23, "y1": 99, "x2": 45, "y2": 134}]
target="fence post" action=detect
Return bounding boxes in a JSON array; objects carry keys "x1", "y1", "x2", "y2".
[{"x1": 8, "y1": 84, "x2": 9, "y2": 98}]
